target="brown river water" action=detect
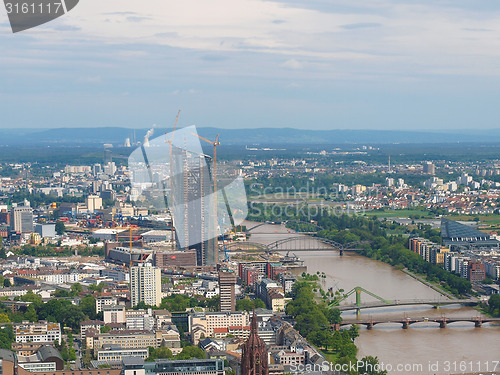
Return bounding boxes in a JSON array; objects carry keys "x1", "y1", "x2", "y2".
[{"x1": 244, "y1": 221, "x2": 500, "y2": 375}]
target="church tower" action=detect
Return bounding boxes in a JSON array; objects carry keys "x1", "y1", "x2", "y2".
[{"x1": 241, "y1": 310, "x2": 269, "y2": 375}]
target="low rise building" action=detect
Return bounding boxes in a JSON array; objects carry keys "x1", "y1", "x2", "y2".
[{"x1": 14, "y1": 322, "x2": 61, "y2": 344}]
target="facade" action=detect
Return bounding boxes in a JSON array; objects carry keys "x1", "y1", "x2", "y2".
[
  {"x1": 468, "y1": 261, "x2": 486, "y2": 282},
  {"x1": 122, "y1": 358, "x2": 224, "y2": 375},
  {"x1": 10, "y1": 206, "x2": 34, "y2": 233},
  {"x1": 218, "y1": 270, "x2": 237, "y2": 312},
  {"x1": 14, "y1": 322, "x2": 61, "y2": 344},
  {"x1": 96, "y1": 295, "x2": 118, "y2": 314},
  {"x1": 130, "y1": 263, "x2": 162, "y2": 307},
  {"x1": 103, "y1": 305, "x2": 126, "y2": 324},
  {"x1": 189, "y1": 311, "x2": 250, "y2": 344},
  {"x1": 154, "y1": 250, "x2": 197, "y2": 268},
  {"x1": 97, "y1": 345, "x2": 148, "y2": 361},
  {"x1": 34, "y1": 224, "x2": 56, "y2": 239},
  {"x1": 94, "y1": 331, "x2": 157, "y2": 350}
]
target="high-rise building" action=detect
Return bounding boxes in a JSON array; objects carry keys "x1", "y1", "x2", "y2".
[
  {"x1": 241, "y1": 311, "x2": 269, "y2": 375},
  {"x1": 423, "y1": 162, "x2": 436, "y2": 175},
  {"x1": 171, "y1": 147, "x2": 217, "y2": 266},
  {"x1": 10, "y1": 206, "x2": 33, "y2": 233},
  {"x1": 130, "y1": 263, "x2": 162, "y2": 307},
  {"x1": 218, "y1": 270, "x2": 237, "y2": 312}
]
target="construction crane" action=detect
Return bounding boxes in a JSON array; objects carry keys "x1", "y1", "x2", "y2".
[
  {"x1": 192, "y1": 133, "x2": 220, "y2": 258},
  {"x1": 165, "y1": 110, "x2": 181, "y2": 251}
]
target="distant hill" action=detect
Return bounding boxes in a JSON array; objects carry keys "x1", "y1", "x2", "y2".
[{"x1": 0, "y1": 127, "x2": 499, "y2": 146}]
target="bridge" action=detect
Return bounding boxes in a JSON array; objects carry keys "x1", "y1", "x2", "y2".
[
  {"x1": 336, "y1": 316, "x2": 500, "y2": 330},
  {"x1": 245, "y1": 220, "x2": 324, "y2": 235},
  {"x1": 328, "y1": 286, "x2": 479, "y2": 312},
  {"x1": 266, "y1": 236, "x2": 366, "y2": 255},
  {"x1": 336, "y1": 298, "x2": 480, "y2": 311},
  {"x1": 221, "y1": 236, "x2": 366, "y2": 255}
]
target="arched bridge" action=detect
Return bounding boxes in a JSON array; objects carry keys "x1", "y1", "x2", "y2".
[
  {"x1": 221, "y1": 236, "x2": 367, "y2": 255},
  {"x1": 267, "y1": 236, "x2": 367, "y2": 254},
  {"x1": 336, "y1": 316, "x2": 500, "y2": 330}
]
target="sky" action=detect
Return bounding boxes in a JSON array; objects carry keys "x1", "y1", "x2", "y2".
[{"x1": 2, "y1": 0, "x2": 500, "y2": 130}]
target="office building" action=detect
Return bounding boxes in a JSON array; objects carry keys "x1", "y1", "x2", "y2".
[
  {"x1": 86, "y1": 195, "x2": 103, "y2": 212},
  {"x1": 130, "y1": 263, "x2": 161, "y2": 307},
  {"x1": 218, "y1": 270, "x2": 237, "y2": 312},
  {"x1": 170, "y1": 147, "x2": 217, "y2": 266},
  {"x1": 423, "y1": 162, "x2": 436, "y2": 175},
  {"x1": 10, "y1": 206, "x2": 33, "y2": 233},
  {"x1": 34, "y1": 224, "x2": 56, "y2": 239}
]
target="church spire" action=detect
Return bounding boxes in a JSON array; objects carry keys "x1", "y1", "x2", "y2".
[{"x1": 241, "y1": 310, "x2": 269, "y2": 375}]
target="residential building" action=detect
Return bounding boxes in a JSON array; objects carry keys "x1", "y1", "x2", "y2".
[{"x1": 130, "y1": 263, "x2": 162, "y2": 307}]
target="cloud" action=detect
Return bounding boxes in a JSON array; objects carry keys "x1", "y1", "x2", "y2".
[
  {"x1": 283, "y1": 59, "x2": 303, "y2": 69},
  {"x1": 341, "y1": 22, "x2": 382, "y2": 29}
]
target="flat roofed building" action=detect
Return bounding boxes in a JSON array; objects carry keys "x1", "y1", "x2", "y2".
[
  {"x1": 130, "y1": 263, "x2": 161, "y2": 307},
  {"x1": 14, "y1": 322, "x2": 61, "y2": 344}
]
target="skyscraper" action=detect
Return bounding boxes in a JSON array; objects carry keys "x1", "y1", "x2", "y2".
[
  {"x1": 130, "y1": 263, "x2": 161, "y2": 307},
  {"x1": 241, "y1": 311, "x2": 269, "y2": 375},
  {"x1": 218, "y1": 270, "x2": 237, "y2": 312},
  {"x1": 171, "y1": 146, "x2": 217, "y2": 266}
]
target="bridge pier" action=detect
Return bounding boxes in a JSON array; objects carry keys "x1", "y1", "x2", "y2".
[
  {"x1": 439, "y1": 321, "x2": 447, "y2": 328},
  {"x1": 474, "y1": 321, "x2": 482, "y2": 327},
  {"x1": 366, "y1": 322, "x2": 374, "y2": 330},
  {"x1": 402, "y1": 321, "x2": 409, "y2": 329},
  {"x1": 340, "y1": 250, "x2": 344, "y2": 256}
]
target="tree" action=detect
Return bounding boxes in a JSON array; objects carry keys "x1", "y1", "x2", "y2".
[
  {"x1": 358, "y1": 356, "x2": 388, "y2": 375},
  {"x1": 80, "y1": 295, "x2": 97, "y2": 320},
  {"x1": 488, "y1": 294, "x2": 500, "y2": 316},
  {"x1": 24, "y1": 304, "x2": 38, "y2": 322},
  {"x1": 147, "y1": 346, "x2": 173, "y2": 361},
  {"x1": 55, "y1": 221, "x2": 66, "y2": 235},
  {"x1": 175, "y1": 345, "x2": 206, "y2": 360},
  {"x1": 235, "y1": 298, "x2": 266, "y2": 311},
  {"x1": 70, "y1": 283, "x2": 83, "y2": 295},
  {"x1": 0, "y1": 313, "x2": 10, "y2": 323},
  {"x1": 100, "y1": 325, "x2": 111, "y2": 333},
  {"x1": 326, "y1": 308, "x2": 342, "y2": 324}
]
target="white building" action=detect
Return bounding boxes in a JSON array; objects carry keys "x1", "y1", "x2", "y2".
[
  {"x1": 14, "y1": 321, "x2": 61, "y2": 343},
  {"x1": 130, "y1": 263, "x2": 161, "y2": 307}
]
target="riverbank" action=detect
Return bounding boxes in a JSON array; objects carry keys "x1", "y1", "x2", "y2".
[{"x1": 401, "y1": 268, "x2": 455, "y2": 299}]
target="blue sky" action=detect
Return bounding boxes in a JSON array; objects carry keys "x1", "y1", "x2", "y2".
[{"x1": 1, "y1": 0, "x2": 500, "y2": 130}]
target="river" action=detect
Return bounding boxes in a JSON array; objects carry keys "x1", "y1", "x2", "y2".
[{"x1": 244, "y1": 221, "x2": 500, "y2": 375}]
